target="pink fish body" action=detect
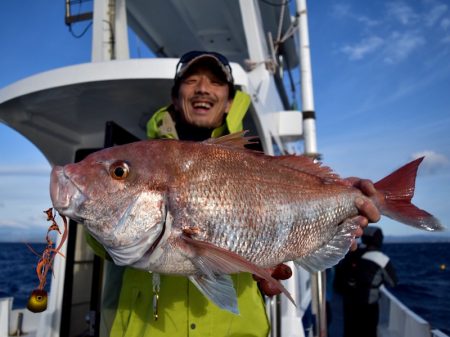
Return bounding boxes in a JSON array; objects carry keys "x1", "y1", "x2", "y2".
[{"x1": 50, "y1": 132, "x2": 443, "y2": 313}]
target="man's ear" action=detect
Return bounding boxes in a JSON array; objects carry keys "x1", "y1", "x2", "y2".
[{"x1": 172, "y1": 95, "x2": 180, "y2": 111}]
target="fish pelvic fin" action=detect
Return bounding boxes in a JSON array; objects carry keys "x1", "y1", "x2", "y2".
[
  {"x1": 295, "y1": 219, "x2": 358, "y2": 272},
  {"x1": 189, "y1": 274, "x2": 239, "y2": 315},
  {"x1": 374, "y1": 157, "x2": 444, "y2": 231},
  {"x1": 182, "y1": 236, "x2": 295, "y2": 309}
]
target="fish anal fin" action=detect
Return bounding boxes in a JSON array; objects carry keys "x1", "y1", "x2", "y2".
[{"x1": 182, "y1": 236, "x2": 295, "y2": 306}]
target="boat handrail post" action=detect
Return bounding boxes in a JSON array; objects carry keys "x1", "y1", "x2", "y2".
[
  {"x1": 0, "y1": 297, "x2": 12, "y2": 336},
  {"x1": 296, "y1": 0, "x2": 326, "y2": 336},
  {"x1": 296, "y1": 0, "x2": 318, "y2": 159}
]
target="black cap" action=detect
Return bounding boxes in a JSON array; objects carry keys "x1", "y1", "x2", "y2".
[
  {"x1": 362, "y1": 226, "x2": 384, "y2": 248},
  {"x1": 175, "y1": 50, "x2": 234, "y2": 84},
  {"x1": 172, "y1": 51, "x2": 235, "y2": 98}
]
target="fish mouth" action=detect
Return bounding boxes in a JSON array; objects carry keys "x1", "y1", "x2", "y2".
[{"x1": 50, "y1": 166, "x2": 86, "y2": 221}]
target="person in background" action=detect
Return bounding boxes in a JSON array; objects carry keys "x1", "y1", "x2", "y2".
[
  {"x1": 334, "y1": 226, "x2": 398, "y2": 337},
  {"x1": 326, "y1": 267, "x2": 336, "y2": 332},
  {"x1": 91, "y1": 50, "x2": 381, "y2": 337}
]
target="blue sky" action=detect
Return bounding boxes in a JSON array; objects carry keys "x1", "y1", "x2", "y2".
[{"x1": 0, "y1": 0, "x2": 449, "y2": 242}]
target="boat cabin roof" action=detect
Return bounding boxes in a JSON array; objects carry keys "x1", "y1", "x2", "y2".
[
  {"x1": 0, "y1": 59, "x2": 249, "y2": 165},
  {"x1": 126, "y1": 0, "x2": 298, "y2": 68}
]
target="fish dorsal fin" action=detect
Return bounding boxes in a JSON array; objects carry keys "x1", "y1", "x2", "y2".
[
  {"x1": 203, "y1": 131, "x2": 261, "y2": 152},
  {"x1": 206, "y1": 132, "x2": 340, "y2": 182},
  {"x1": 276, "y1": 155, "x2": 341, "y2": 183}
]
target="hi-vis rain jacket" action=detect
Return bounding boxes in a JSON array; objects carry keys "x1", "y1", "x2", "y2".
[{"x1": 90, "y1": 91, "x2": 271, "y2": 337}]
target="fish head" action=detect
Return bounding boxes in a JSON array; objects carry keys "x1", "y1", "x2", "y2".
[{"x1": 50, "y1": 142, "x2": 171, "y2": 265}]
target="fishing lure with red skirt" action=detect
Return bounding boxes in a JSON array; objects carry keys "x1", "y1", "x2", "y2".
[{"x1": 26, "y1": 208, "x2": 68, "y2": 313}]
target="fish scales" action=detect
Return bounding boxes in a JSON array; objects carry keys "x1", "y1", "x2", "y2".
[
  {"x1": 169, "y1": 141, "x2": 361, "y2": 268},
  {"x1": 50, "y1": 132, "x2": 443, "y2": 313}
]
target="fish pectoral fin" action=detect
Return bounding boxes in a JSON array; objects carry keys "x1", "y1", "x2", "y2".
[
  {"x1": 189, "y1": 274, "x2": 239, "y2": 315},
  {"x1": 295, "y1": 219, "x2": 358, "y2": 272},
  {"x1": 182, "y1": 236, "x2": 295, "y2": 306}
]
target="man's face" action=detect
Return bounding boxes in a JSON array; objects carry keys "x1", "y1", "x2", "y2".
[{"x1": 174, "y1": 64, "x2": 233, "y2": 128}]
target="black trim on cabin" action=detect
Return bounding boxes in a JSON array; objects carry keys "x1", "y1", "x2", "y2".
[{"x1": 302, "y1": 110, "x2": 316, "y2": 120}]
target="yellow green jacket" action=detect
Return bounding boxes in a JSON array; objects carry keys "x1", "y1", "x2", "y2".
[{"x1": 94, "y1": 91, "x2": 271, "y2": 337}]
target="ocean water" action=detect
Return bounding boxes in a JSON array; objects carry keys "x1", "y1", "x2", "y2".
[
  {"x1": 383, "y1": 242, "x2": 450, "y2": 335},
  {"x1": 0, "y1": 242, "x2": 449, "y2": 334},
  {"x1": 0, "y1": 242, "x2": 51, "y2": 309},
  {"x1": 329, "y1": 242, "x2": 450, "y2": 336}
]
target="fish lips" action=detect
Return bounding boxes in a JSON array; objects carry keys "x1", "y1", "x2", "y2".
[{"x1": 50, "y1": 166, "x2": 86, "y2": 221}]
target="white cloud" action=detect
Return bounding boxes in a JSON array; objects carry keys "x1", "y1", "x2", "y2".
[
  {"x1": 424, "y1": 4, "x2": 448, "y2": 27},
  {"x1": 341, "y1": 36, "x2": 384, "y2": 60},
  {"x1": 0, "y1": 219, "x2": 33, "y2": 230},
  {"x1": 441, "y1": 17, "x2": 450, "y2": 30},
  {"x1": 341, "y1": 31, "x2": 425, "y2": 63},
  {"x1": 331, "y1": 4, "x2": 350, "y2": 18},
  {"x1": 383, "y1": 31, "x2": 425, "y2": 64},
  {"x1": 387, "y1": 1, "x2": 419, "y2": 25},
  {"x1": 411, "y1": 150, "x2": 450, "y2": 175},
  {"x1": 0, "y1": 164, "x2": 50, "y2": 175},
  {"x1": 331, "y1": 3, "x2": 379, "y2": 27},
  {"x1": 356, "y1": 16, "x2": 379, "y2": 27}
]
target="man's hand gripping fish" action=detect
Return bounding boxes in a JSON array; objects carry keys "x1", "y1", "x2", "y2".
[{"x1": 49, "y1": 132, "x2": 444, "y2": 314}]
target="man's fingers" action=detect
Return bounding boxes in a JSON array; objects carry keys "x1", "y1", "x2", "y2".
[
  {"x1": 253, "y1": 264, "x2": 292, "y2": 281},
  {"x1": 346, "y1": 178, "x2": 380, "y2": 222},
  {"x1": 253, "y1": 264, "x2": 293, "y2": 296},
  {"x1": 355, "y1": 197, "x2": 380, "y2": 223},
  {"x1": 271, "y1": 264, "x2": 292, "y2": 280},
  {"x1": 351, "y1": 217, "x2": 365, "y2": 236},
  {"x1": 358, "y1": 179, "x2": 377, "y2": 196},
  {"x1": 258, "y1": 279, "x2": 282, "y2": 297},
  {"x1": 348, "y1": 216, "x2": 366, "y2": 251}
]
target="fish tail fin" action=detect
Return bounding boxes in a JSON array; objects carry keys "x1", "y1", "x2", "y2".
[{"x1": 374, "y1": 157, "x2": 444, "y2": 231}]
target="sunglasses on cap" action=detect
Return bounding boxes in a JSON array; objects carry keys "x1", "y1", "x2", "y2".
[{"x1": 175, "y1": 50, "x2": 233, "y2": 83}]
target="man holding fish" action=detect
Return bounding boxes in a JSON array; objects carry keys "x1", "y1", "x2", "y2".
[{"x1": 54, "y1": 51, "x2": 405, "y2": 336}]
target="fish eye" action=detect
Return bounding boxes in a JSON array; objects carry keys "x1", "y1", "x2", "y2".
[{"x1": 109, "y1": 161, "x2": 130, "y2": 180}]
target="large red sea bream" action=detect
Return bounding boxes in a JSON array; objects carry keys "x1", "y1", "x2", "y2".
[{"x1": 50, "y1": 132, "x2": 444, "y2": 313}]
